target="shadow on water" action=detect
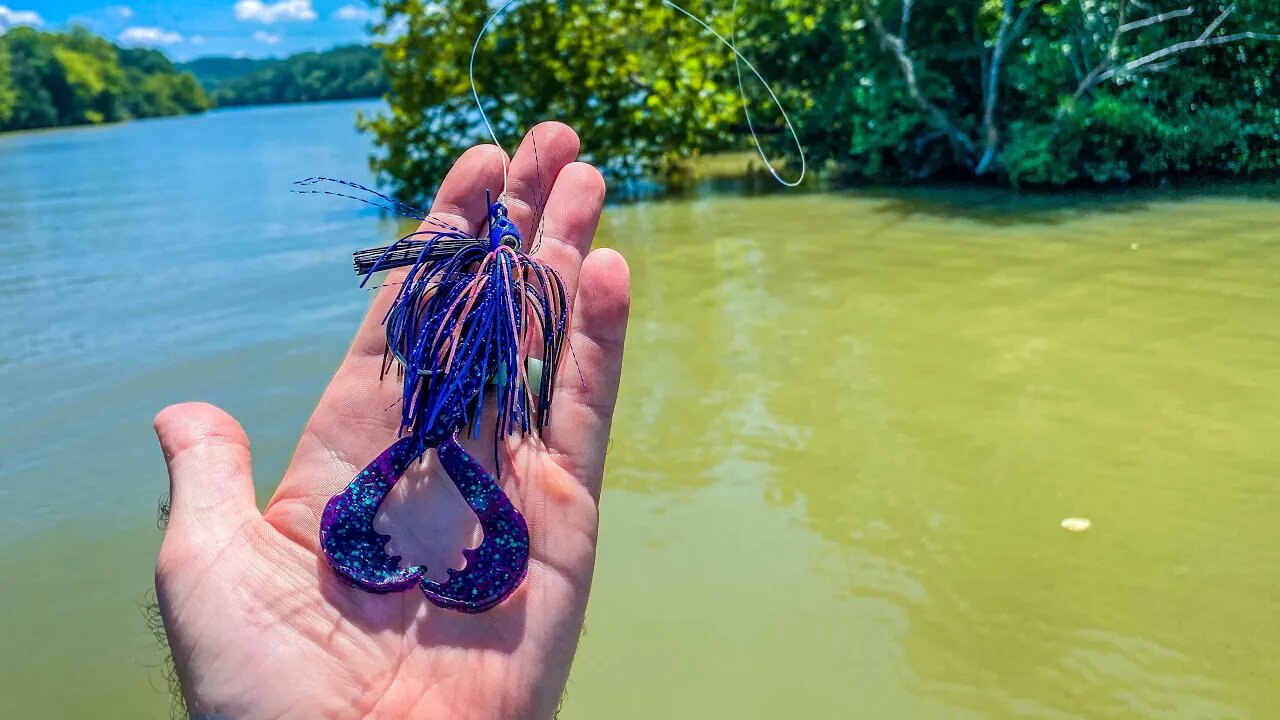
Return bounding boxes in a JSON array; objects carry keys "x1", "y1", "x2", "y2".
[
  {"x1": 614, "y1": 155, "x2": 1280, "y2": 229},
  {"x1": 609, "y1": 167, "x2": 795, "y2": 205}
]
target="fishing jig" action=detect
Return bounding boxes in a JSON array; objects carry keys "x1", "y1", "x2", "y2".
[
  {"x1": 299, "y1": 181, "x2": 566, "y2": 612},
  {"x1": 300, "y1": 0, "x2": 805, "y2": 614}
]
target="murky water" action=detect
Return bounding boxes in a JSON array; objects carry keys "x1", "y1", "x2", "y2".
[{"x1": 1, "y1": 101, "x2": 1278, "y2": 719}]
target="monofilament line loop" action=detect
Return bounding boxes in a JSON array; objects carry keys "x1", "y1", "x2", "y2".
[
  {"x1": 664, "y1": 0, "x2": 806, "y2": 187},
  {"x1": 470, "y1": 0, "x2": 523, "y2": 197}
]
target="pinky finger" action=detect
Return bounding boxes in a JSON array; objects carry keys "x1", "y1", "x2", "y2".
[{"x1": 544, "y1": 248, "x2": 631, "y2": 501}]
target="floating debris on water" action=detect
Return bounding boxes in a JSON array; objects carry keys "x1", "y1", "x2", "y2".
[{"x1": 1061, "y1": 517, "x2": 1091, "y2": 532}]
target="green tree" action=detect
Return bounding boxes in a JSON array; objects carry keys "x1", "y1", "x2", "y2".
[
  {"x1": 0, "y1": 38, "x2": 14, "y2": 125},
  {"x1": 363, "y1": 0, "x2": 747, "y2": 201},
  {"x1": 364, "y1": 0, "x2": 1280, "y2": 193},
  {"x1": 2, "y1": 27, "x2": 67, "y2": 130},
  {"x1": 1, "y1": 25, "x2": 207, "y2": 132},
  {"x1": 49, "y1": 26, "x2": 131, "y2": 124},
  {"x1": 120, "y1": 46, "x2": 209, "y2": 117}
]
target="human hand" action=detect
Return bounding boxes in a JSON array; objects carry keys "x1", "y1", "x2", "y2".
[{"x1": 153, "y1": 122, "x2": 629, "y2": 719}]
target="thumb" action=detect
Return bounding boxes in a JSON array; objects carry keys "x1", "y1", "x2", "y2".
[{"x1": 154, "y1": 402, "x2": 260, "y2": 552}]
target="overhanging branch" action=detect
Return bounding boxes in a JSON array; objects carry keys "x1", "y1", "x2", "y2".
[
  {"x1": 1118, "y1": 5, "x2": 1193, "y2": 34},
  {"x1": 1098, "y1": 29, "x2": 1280, "y2": 83},
  {"x1": 1057, "y1": 2, "x2": 1280, "y2": 125}
]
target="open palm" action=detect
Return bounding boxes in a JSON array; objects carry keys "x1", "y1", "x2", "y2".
[{"x1": 153, "y1": 123, "x2": 629, "y2": 720}]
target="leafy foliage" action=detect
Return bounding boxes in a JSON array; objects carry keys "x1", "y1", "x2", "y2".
[
  {"x1": 0, "y1": 26, "x2": 208, "y2": 132},
  {"x1": 367, "y1": 0, "x2": 1280, "y2": 197},
  {"x1": 361, "y1": 0, "x2": 746, "y2": 200}
]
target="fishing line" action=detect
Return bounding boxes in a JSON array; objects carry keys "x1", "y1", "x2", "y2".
[
  {"x1": 469, "y1": 0, "x2": 521, "y2": 199},
  {"x1": 723, "y1": 0, "x2": 805, "y2": 187},
  {"x1": 467, "y1": 0, "x2": 807, "y2": 192},
  {"x1": 666, "y1": 0, "x2": 806, "y2": 187}
]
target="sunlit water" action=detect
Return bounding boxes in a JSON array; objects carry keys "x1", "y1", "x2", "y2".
[{"x1": 1, "y1": 101, "x2": 1278, "y2": 719}]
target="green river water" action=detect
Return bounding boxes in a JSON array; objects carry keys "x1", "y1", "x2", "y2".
[{"x1": 1, "y1": 100, "x2": 1278, "y2": 718}]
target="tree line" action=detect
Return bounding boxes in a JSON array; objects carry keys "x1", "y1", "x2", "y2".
[
  {"x1": 363, "y1": 0, "x2": 1280, "y2": 196},
  {"x1": 0, "y1": 29, "x2": 387, "y2": 133},
  {"x1": 0, "y1": 26, "x2": 208, "y2": 132}
]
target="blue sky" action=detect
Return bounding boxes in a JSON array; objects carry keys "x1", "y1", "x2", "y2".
[{"x1": 0, "y1": 1, "x2": 377, "y2": 60}]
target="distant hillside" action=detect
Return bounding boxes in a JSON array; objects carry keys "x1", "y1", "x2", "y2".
[
  {"x1": 181, "y1": 45, "x2": 387, "y2": 108},
  {"x1": 180, "y1": 56, "x2": 265, "y2": 93}
]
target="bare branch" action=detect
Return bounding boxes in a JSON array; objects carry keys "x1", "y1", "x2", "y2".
[
  {"x1": 864, "y1": 1, "x2": 977, "y2": 164},
  {"x1": 1053, "y1": 0, "x2": 1132, "y2": 127},
  {"x1": 1119, "y1": 6, "x2": 1193, "y2": 34},
  {"x1": 901, "y1": 0, "x2": 915, "y2": 38},
  {"x1": 1099, "y1": 30, "x2": 1280, "y2": 83},
  {"x1": 913, "y1": 129, "x2": 946, "y2": 153},
  {"x1": 1129, "y1": 59, "x2": 1178, "y2": 76},
  {"x1": 976, "y1": 0, "x2": 1017, "y2": 174},
  {"x1": 976, "y1": 0, "x2": 1049, "y2": 174},
  {"x1": 1055, "y1": 0, "x2": 1279, "y2": 129},
  {"x1": 1198, "y1": 4, "x2": 1234, "y2": 42}
]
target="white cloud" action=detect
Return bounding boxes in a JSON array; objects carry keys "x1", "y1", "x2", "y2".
[
  {"x1": 334, "y1": 3, "x2": 372, "y2": 21},
  {"x1": 119, "y1": 26, "x2": 184, "y2": 46},
  {"x1": 190, "y1": 35, "x2": 205, "y2": 45},
  {"x1": 253, "y1": 30, "x2": 282, "y2": 45},
  {"x1": 108, "y1": 5, "x2": 134, "y2": 19},
  {"x1": 234, "y1": 0, "x2": 316, "y2": 23},
  {"x1": 0, "y1": 5, "x2": 44, "y2": 28}
]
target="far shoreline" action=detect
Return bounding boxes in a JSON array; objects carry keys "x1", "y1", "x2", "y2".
[
  {"x1": 4, "y1": 101, "x2": 1278, "y2": 204},
  {"x1": 0, "y1": 96, "x2": 386, "y2": 139}
]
